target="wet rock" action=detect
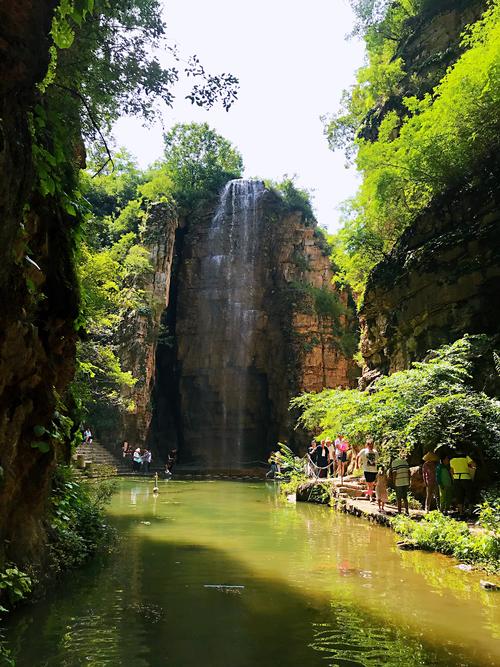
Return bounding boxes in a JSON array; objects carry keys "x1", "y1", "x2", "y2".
[{"x1": 397, "y1": 540, "x2": 418, "y2": 551}]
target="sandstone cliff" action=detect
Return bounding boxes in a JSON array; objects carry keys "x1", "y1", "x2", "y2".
[
  {"x1": 359, "y1": 0, "x2": 499, "y2": 379},
  {"x1": 116, "y1": 203, "x2": 178, "y2": 448}
]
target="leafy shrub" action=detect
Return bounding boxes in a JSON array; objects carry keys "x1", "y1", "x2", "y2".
[
  {"x1": 268, "y1": 177, "x2": 316, "y2": 226},
  {"x1": 392, "y1": 511, "x2": 500, "y2": 569},
  {"x1": 292, "y1": 335, "x2": 500, "y2": 468},
  {"x1": 0, "y1": 566, "x2": 32, "y2": 606},
  {"x1": 477, "y1": 497, "x2": 500, "y2": 536},
  {"x1": 47, "y1": 466, "x2": 115, "y2": 574}
]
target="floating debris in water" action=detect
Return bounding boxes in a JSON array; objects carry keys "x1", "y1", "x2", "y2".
[
  {"x1": 140, "y1": 521, "x2": 151, "y2": 525},
  {"x1": 204, "y1": 584, "x2": 245, "y2": 595},
  {"x1": 480, "y1": 580, "x2": 499, "y2": 591},
  {"x1": 127, "y1": 602, "x2": 164, "y2": 623}
]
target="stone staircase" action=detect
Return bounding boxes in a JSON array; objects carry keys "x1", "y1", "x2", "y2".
[
  {"x1": 74, "y1": 441, "x2": 166, "y2": 477},
  {"x1": 75, "y1": 441, "x2": 125, "y2": 475}
]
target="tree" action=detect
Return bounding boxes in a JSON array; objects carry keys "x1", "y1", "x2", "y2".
[
  {"x1": 163, "y1": 122, "x2": 244, "y2": 210},
  {"x1": 326, "y1": 0, "x2": 500, "y2": 297},
  {"x1": 292, "y1": 336, "x2": 500, "y2": 472}
]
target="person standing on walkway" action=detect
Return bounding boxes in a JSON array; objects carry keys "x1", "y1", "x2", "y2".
[
  {"x1": 357, "y1": 440, "x2": 379, "y2": 502},
  {"x1": 436, "y1": 454, "x2": 453, "y2": 513},
  {"x1": 450, "y1": 450, "x2": 476, "y2": 516},
  {"x1": 143, "y1": 448, "x2": 152, "y2": 474},
  {"x1": 133, "y1": 446, "x2": 142, "y2": 473},
  {"x1": 422, "y1": 451, "x2": 440, "y2": 512},
  {"x1": 375, "y1": 465, "x2": 389, "y2": 513},
  {"x1": 336, "y1": 436, "x2": 349, "y2": 483},
  {"x1": 326, "y1": 438, "x2": 336, "y2": 478},
  {"x1": 390, "y1": 451, "x2": 410, "y2": 515},
  {"x1": 307, "y1": 440, "x2": 317, "y2": 478},
  {"x1": 316, "y1": 440, "x2": 329, "y2": 479}
]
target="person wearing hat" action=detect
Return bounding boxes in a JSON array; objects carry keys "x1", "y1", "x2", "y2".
[{"x1": 422, "y1": 451, "x2": 440, "y2": 512}]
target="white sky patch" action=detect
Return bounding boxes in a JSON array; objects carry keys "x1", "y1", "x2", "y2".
[{"x1": 113, "y1": 0, "x2": 366, "y2": 231}]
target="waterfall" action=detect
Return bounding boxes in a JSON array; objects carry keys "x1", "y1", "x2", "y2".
[{"x1": 197, "y1": 179, "x2": 265, "y2": 466}]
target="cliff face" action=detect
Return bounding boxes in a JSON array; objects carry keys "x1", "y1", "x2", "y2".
[
  {"x1": 113, "y1": 204, "x2": 178, "y2": 448},
  {"x1": 359, "y1": 0, "x2": 498, "y2": 378},
  {"x1": 360, "y1": 162, "x2": 500, "y2": 377},
  {"x1": 361, "y1": 0, "x2": 486, "y2": 141},
  {"x1": 150, "y1": 181, "x2": 357, "y2": 466},
  {"x1": 0, "y1": 1, "x2": 79, "y2": 563}
]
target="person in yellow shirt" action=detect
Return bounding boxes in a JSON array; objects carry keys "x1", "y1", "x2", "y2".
[{"x1": 450, "y1": 451, "x2": 476, "y2": 516}]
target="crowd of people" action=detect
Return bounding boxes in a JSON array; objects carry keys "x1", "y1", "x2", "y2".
[
  {"x1": 121, "y1": 442, "x2": 178, "y2": 478},
  {"x1": 122, "y1": 442, "x2": 152, "y2": 473},
  {"x1": 304, "y1": 436, "x2": 478, "y2": 517}
]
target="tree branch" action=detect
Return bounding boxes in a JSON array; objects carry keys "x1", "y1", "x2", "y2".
[{"x1": 54, "y1": 83, "x2": 114, "y2": 177}]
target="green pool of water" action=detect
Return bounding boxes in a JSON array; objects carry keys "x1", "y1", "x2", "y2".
[{"x1": 5, "y1": 479, "x2": 500, "y2": 666}]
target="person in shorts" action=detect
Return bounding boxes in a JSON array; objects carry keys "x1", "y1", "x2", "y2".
[
  {"x1": 356, "y1": 440, "x2": 379, "y2": 502},
  {"x1": 390, "y1": 451, "x2": 410, "y2": 514}
]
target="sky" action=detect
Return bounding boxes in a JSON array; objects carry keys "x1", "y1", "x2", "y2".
[{"x1": 114, "y1": 0, "x2": 366, "y2": 231}]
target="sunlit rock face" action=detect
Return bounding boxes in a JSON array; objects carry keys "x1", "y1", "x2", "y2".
[{"x1": 153, "y1": 180, "x2": 358, "y2": 467}]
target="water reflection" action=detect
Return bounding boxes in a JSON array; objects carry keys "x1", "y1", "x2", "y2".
[{"x1": 5, "y1": 480, "x2": 500, "y2": 666}]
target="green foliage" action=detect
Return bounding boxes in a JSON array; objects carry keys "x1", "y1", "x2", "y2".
[
  {"x1": 0, "y1": 566, "x2": 32, "y2": 606},
  {"x1": 327, "y1": 0, "x2": 500, "y2": 296},
  {"x1": 392, "y1": 511, "x2": 500, "y2": 569},
  {"x1": 292, "y1": 336, "x2": 500, "y2": 467},
  {"x1": 477, "y1": 497, "x2": 500, "y2": 536},
  {"x1": 48, "y1": 466, "x2": 115, "y2": 572},
  {"x1": 43, "y1": 1, "x2": 239, "y2": 147},
  {"x1": 163, "y1": 122, "x2": 243, "y2": 211},
  {"x1": 267, "y1": 177, "x2": 316, "y2": 225},
  {"x1": 275, "y1": 443, "x2": 309, "y2": 495},
  {"x1": 292, "y1": 282, "x2": 346, "y2": 322}
]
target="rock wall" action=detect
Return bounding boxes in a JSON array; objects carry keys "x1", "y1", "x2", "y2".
[
  {"x1": 115, "y1": 204, "x2": 178, "y2": 449},
  {"x1": 360, "y1": 162, "x2": 500, "y2": 376},
  {"x1": 361, "y1": 0, "x2": 486, "y2": 141},
  {"x1": 0, "y1": 1, "x2": 79, "y2": 564},
  {"x1": 359, "y1": 0, "x2": 499, "y2": 378},
  {"x1": 151, "y1": 181, "x2": 358, "y2": 466}
]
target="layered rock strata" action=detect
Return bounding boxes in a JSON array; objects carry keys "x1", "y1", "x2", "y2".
[{"x1": 360, "y1": 167, "x2": 500, "y2": 376}]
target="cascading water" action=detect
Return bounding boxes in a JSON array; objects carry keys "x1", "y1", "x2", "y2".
[{"x1": 179, "y1": 179, "x2": 267, "y2": 467}]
